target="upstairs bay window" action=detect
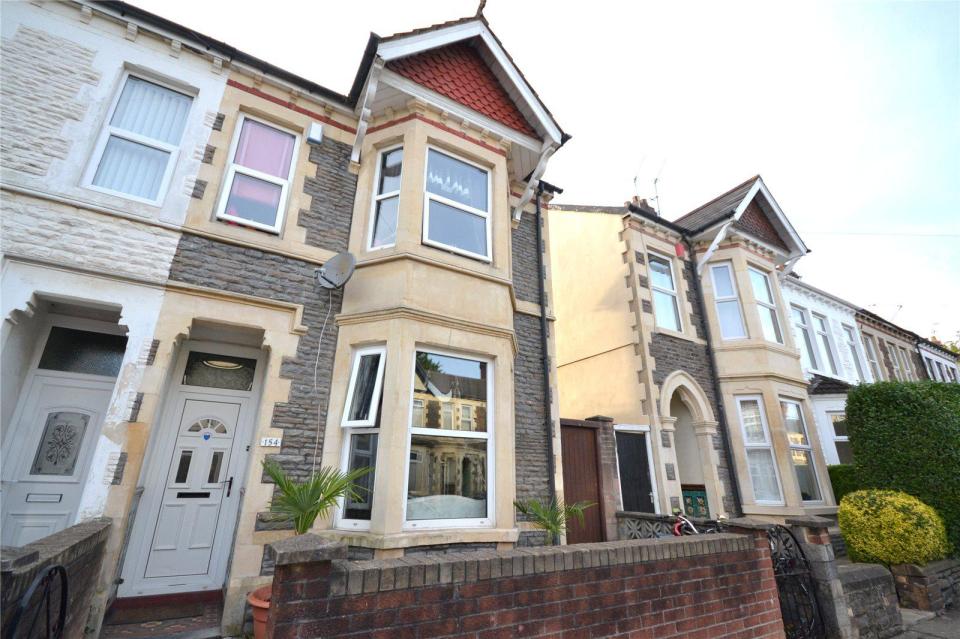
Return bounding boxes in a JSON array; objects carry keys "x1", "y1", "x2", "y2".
[
  {"x1": 86, "y1": 74, "x2": 192, "y2": 204},
  {"x1": 780, "y1": 400, "x2": 822, "y2": 502},
  {"x1": 369, "y1": 146, "x2": 403, "y2": 249},
  {"x1": 736, "y1": 397, "x2": 782, "y2": 504},
  {"x1": 338, "y1": 346, "x2": 386, "y2": 528},
  {"x1": 812, "y1": 314, "x2": 838, "y2": 375},
  {"x1": 216, "y1": 115, "x2": 298, "y2": 233},
  {"x1": 709, "y1": 263, "x2": 747, "y2": 339},
  {"x1": 842, "y1": 325, "x2": 866, "y2": 382},
  {"x1": 863, "y1": 334, "x2": 884, "y2": 380},
  {"x1": 791, "y1": 306, "x2": 818, "y2": 371},
  {"x1": 406, "y1": 350, "x2": 491, "y2": 527},
  {"x1": 423, "y1": 148, "x2": 491, "y2": 261},
  {"x1": 649, "y1": 254, "x2": 682, "y2": 332},
  {"x1": 748, "y1": 267, "x2": 783, "y2": 344}
]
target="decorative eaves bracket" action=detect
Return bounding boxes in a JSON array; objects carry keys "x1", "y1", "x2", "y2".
[
  {"x1": 350, "y1": 58, "x2": 386, "y2": 164},
  {"x1": 512, "y1": 140, "x2": 557, "y2": 221}
]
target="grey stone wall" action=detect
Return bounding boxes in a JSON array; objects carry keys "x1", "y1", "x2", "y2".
[
  {"x1": 511, "y1": 213, "x2": 542, "y2": 304},
  {"x1": 838, "y1": 563, "x2": 902, "y2": 639},
  {"x1": 513, "y1": 313, "x2": 551, "y2": 508},
  {"x1": 646, "y1": 257, "x2": 737, "y2": 516}
]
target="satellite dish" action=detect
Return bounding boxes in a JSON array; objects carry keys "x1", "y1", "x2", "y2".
[{"x1": 317, "y1": 252, "x2": 356, "y2": 290}]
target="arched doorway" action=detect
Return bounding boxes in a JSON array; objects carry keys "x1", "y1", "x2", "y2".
[{"x1": 671, "y1": 393, "x2": 709, "y2": 517}]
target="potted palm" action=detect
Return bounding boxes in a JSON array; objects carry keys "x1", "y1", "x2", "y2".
[
  {"x1": 247, "y1": 459, "x2": 370, "y2": 639},
  {"x1": 513, "y1": 498, "x2": 595, "y2": 545}
]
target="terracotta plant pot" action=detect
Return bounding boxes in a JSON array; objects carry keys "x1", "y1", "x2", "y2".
[{"x1": 247, "y1": 585, "x2": 272, "y2": 639}]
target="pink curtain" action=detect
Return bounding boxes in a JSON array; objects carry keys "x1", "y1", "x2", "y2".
[{"x1": 234, "y1": 119, "x2": 295, "y2": 178}]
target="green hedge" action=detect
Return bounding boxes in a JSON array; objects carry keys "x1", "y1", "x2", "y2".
[
  {"x1": 828, "y1": 464, "x2": 861, "y2": 503},
  {"x1": 846, "y1": 381, "x2": 960, "y2": 552}
]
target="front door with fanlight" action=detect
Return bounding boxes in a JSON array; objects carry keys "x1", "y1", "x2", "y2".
[{"x1": 120, "y1": 345, "x2": 262, "y2": 596}]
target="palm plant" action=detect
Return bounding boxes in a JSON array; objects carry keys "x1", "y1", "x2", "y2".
[
  {"x1": 513, "y1": 498, "x2": 595, "y2": 545},
  {"x1": 262, "y1": 459, "x2": 371, "y2": 535}
]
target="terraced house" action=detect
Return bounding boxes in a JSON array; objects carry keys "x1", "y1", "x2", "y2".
[{"x1": 1, "y1": 1, "x2": 568, "y2": 633}]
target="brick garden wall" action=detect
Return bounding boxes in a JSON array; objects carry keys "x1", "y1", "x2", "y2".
[
  {"x1": 266, "y1": 533, "x2": 784, "y2": 639},
  {"x1": 1, "y1": 519, "x2": 111, "y2": 639}
]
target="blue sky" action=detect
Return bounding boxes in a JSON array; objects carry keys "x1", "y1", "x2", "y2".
[{"x1": 137, "y1": 0, "x2": 960, "y2": 341}]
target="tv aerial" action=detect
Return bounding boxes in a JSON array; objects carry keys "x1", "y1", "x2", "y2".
[{"x1": 316, "y1": 252, "x2": 356, "y2": 289}]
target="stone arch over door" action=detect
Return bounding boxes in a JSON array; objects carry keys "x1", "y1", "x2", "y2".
[{"x1": 658, "y1": 371, "x2": 727, "y2": 517}]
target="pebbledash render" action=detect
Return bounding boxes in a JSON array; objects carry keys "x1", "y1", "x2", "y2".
[
  {"x1": 1, "y1": 1, "x2": 569, "y2": 634},
  {"x1": 549, "y1": 176, "x2": 841, "y2": 529}
]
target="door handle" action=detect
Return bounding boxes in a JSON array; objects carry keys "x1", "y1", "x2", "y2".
[{"x1": 224, "y1": 476, "x2": 233, "y2": 497}]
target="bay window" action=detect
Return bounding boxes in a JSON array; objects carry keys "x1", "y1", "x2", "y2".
[
  {"x1": 748, "y1": 267, "x2": 783, "y2": 344},
  {"x1": 216, "y1": 115, "x2": 299, "y2": 233},
  {"x1": 369, "y1": 146, "x2": 403, "y2": 249},
  {"x1": 406, "y1": 350, "x2": 492, "y2": 527},
  {"x1": 863, "y1": 334, "x2": 884, "y2": 380},
  {"x1": 791, "y1": 306, "x2": 818, "y2": 371},
  {"x1": 710, "y1": 263, "x2": 747, "y2": 339},
  {"x1": 423, "y1": 148, "x2": 491, "y2": 261},
  {"x1": 736, "y1": 397, "x2": 782, "y2": 504},
  {"x1": 649, "y1": 254, "x2": 682, "y2": 332},
  {"x1": 338, "y1": 346, "x2": 386, "y2": 528},
  {"x1": 86, "y1": 74, "x2": 192, "y2": 204},
  {"x1": 842, "y1": 325, "x2": 866, "y2": 382},
  {"x1": 780, "y1": 400, "x2": 822, "y2": 502},
  {"x1": 812, "y1": 314, "x2": 838, "y2": 375}
]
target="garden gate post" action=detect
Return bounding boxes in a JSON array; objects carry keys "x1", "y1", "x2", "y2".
[{"x1": 786, "y1": 516, "x2": 854, "y2": 639}]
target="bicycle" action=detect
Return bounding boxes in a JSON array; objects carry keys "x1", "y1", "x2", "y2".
[{"x1": 672, "y1": 512, "x2": 727, "y2": 536}]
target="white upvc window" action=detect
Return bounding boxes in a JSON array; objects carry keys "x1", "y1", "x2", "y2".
[
  {"x1": 827, "y1": 411, "x2": 853, "y2": 464},
  {"x1": 368, "y1": 145, "x2": 403, "y2": 249},
  {"x1": 748, "y1": 267, "x2": 783, "y2": 344},
  {"x1": 736, "y1": 396, "x2": 783, "y2": 504},
  {"x1": 842, "y1": 325, "x2": 867, "y2": 383},
  {"x1": 405, "y1": 349, "x2": 493, "y2": 528},
  {"x1": 422, "y1": 147, "x2": 491, "y2": 261},
  {"x1": 897, "y1": 346, "x2": 915, "y2": 380},
  {"x1": 649, "y1": 253, "x2": 682, "y2": 332},
  {"x1": 710, "y1": 263, "x2": 747, "y2": 339},
  {"x1": 863, "y1": 334, "x2": 884, "y2": 380},
  {"x1": 215, "y1": 114, "x2": 300, "y2": 233},
  {"x1": 812, "y1": 313, "x2": 838, "y2": 375},
  {"x1": 887, "y1": 342, "x2": 903, "y2": 380},
  {"x1": 337, "y1": 345, "x2": 387, "y2": 530},
  {"x1": 791, "y1": 305, "x2": 819, "y2": 371},
  {"x1": 780, "y1": 399, "x2": 822, "y2": 503},
  {"x1": 924, "y1": 357, "x2": 936, "y2": 380},
  {"x1": 84, "y1": 73, "x2": 193, "y2": 205}
]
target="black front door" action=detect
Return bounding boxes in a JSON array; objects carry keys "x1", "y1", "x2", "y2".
[{"x1": 616, "y1": 431, "x2": 656, "y2": 513}]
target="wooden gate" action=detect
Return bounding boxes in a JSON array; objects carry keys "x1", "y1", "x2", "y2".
[{"x1": 560, "y1": 422, "x2": 604, "y2": 543}]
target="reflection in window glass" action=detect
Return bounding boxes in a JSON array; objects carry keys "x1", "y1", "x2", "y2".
[
  {"x1": 426, "y1": 149, "x2": 488, "y2": 211},
  {"x1": 406, "y1": 435, "x2": 487, "y2": 520},
  {"x1": 738, "y1": 397, "x2": 782, "y2": 503},
  {"x1": 747, "y1": 449, "x2": 781, "y2": 502},
  {"x1": 791, "y1": 449, "x2": 821, "y2": 501},
  {"x1": 175, "y1": 450, "x2": 193, "y2": 484},
  {"x1": 207, "y1": 451, "x2": 224, "y2": 484},
  {"x1": 710, "y1": 264, "x2": 746, "y2": 339},
  {"x1": 182, "y1": 352, "x2": 257, "y2": 391},
  {"x1": 749, "y1": 268, "x2": 782, "y2": 344},
  {"x1": 346, "y1": 353, "x2": 382, "y2": 423},
  {"x1": 39, "y1": 327, "x2": 127, "y2": 377},
  {"x1": 424, "y1": 149, "x2": 490, "y2": 259},
  {"x1": 344, "y1": 433, "x2": 378, "y2": 520},
  {"x1": 649, "y1": 255, "x2": 681, "y2": 331},
  {"x1": 426, "y1": 200, "x2": 488, "y2": 257},
  {"x1": 791, "y1": 306, "x2": 819, "y2": 371},
  {"x1": 782, "y1": 401, "x2": 809, "y2": 446},
  {"x1": 740, "y1": 400, "x2": 766, "y2": 444},
  {"x1": 781, "y1": 400, "x2": 821, "y2": 502},
  {"x1": 412, "y1": 352, "x2": 487, "y2": 433},
  {"x1": 371, "y1": 147, "x2": 402, "y2": 248}
]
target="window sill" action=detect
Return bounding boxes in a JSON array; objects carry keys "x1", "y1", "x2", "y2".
[
  {"x1": 652, "y1": 326, "x2": 704, "y2": 344},
  {"x1": 314, "y1": 527, "x2": 520, "y2": 550}
]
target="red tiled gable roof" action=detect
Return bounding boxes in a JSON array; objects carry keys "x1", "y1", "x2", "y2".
[
  {"x1": 386, "y1": 41, "x2": 538, "y2": 137},
  {"x1": 734, "y1": 200, "x2": 789, "y2": 251}
]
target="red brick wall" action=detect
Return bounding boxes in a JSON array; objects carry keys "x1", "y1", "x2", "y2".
[
  {"x1": 734, "y1": 201, "x2": 789, "y2": 250},
  {"x1": 267, "y1": 534, "x2": 784, "y2": 639}
]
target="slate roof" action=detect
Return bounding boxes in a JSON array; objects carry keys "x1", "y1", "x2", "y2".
[
  {"x1": 387, "y1": 40, "x2": 537, "y2": 136},
  {"x1": 672, "y1": 176, "x2": 759, "y2": 231},
  {"x1": 808, "y1": 374, "x2": 853, "y2": 395}
]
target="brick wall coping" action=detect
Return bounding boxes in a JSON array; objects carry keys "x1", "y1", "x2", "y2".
[
  {"x1": 838, "y1": 562, "x2": 892, "y2": 586},
  {"x1": 891, "y1": 558, "x2": 960, "y2": 577},
  {"x1": 784, "y1": 515, "x2": 833, "y2": 529},
  {"x1": 1, "y1": 518, "x2": 111, "y2": 577},
  {"x1": 270, "y1": 533, "x2": 753, "y2": 597}
]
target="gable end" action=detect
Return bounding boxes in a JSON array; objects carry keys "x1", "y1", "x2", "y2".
[{"x1": 734, "y1": 200, "x2": 789, "y2": 251}]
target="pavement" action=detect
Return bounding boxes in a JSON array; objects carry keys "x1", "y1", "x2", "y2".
[{"x1": 894, "y1": 607, "x2": 960, "y2": 639}]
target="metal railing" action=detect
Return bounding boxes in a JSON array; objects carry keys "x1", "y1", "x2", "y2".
[{"x1": 4, "y1": 565, "x2": 68, "y2": 639}]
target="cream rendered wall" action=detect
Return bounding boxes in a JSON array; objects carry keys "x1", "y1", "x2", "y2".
[{"x1": 548, "y1": 209, "x2": 643, "y2": 422}]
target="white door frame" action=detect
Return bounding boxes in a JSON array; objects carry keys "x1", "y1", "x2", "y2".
[
  {"x1": 1, "y1": 315, "x2": 127, "y2": 538},
  {"x1": 119, "y1": 340, "x2": 266, "y2": 597},
  {"x1": 612, "y1": 424, "x2": 661, "y2": 515}
]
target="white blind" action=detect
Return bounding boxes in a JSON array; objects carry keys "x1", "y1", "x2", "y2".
[
  {"x1": 93, "y1": 137, "x2": 168, "y2": 200},
  {"x1": 111, "y1": 77, "x2": 191, "y2": 145}
]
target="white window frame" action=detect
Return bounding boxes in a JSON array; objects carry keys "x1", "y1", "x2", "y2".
[
  {"x1": 842, "y1": 324, "x2": 867, "y2": 383},
  {"x1": 709, "y1": 262, "x2": 748, "y2": 340},
  {"x1": 897, "y1": 346, "x2": 915, "y2": 380},
  {"x1": 612, "y1": 423, "x2": 660, "y2": 515},
  {"x1": 402, "y1": 347, "x2": 494, "y2": 529},
  {"x1": 747, "y1": 266, "x2": 783, "y2": 344},
  {"x1": 735, "y1": 395, "x2": 784, "y2": 505},
  {"x1": 367, "y1": 144, "x2": 403, "y2": 251},
  {"x1": 826, "y1": 411, "x2": 852, "y2": 465},
  {"x1": 422, "y1": 146, "x2": 493, "y2": 262},
  {"x1": 336, "y1": 345, "x2": 387, "y2": 531},
  {"x1": 82, "y1": 71, "x2": 192, "y2": 206},
  {"x1": 887, "y1": 341, "x2": 903, "y2": 380},
  {"x1": 812, "y1": 313, "x2": 838, "y2": 375},
  {"x1": 924, "y1": 356, "x2": 936, "y2": 380},
  {"x1": 214, "y1": 113, "x2": 301, "y2": 234},
  {"x1": 648, "y1": 252, "x2": 683, "y2": 333},
  {"x1": 780, "y1": 398, "x2": 823, "y2": 504},
  {"x1": 863, "y1": 334, "x2": 884, "y2": 380},
  {"x1": 791, "y1": 305, "x2": 820, "y2": 371}
]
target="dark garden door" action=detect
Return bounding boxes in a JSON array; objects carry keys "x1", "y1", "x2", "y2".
[
  {"x1": 560, "y1": 423, "x2": 604, "y2": 543},
  {"x1": 615, "y1": 431, "x2": 656, "y2": 513}
]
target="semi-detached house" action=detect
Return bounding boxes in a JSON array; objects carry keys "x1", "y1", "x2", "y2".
[{"x1": 1, "y1": 1, "x2": 569, "y2": 633}]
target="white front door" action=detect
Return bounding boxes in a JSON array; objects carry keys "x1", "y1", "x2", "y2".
[
  {"x1": 120, "y1": 344, "x2": 262, "y2": 596},
  {"x1": 1, "y1": 373, "x2": 114, "y2": 546}
]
